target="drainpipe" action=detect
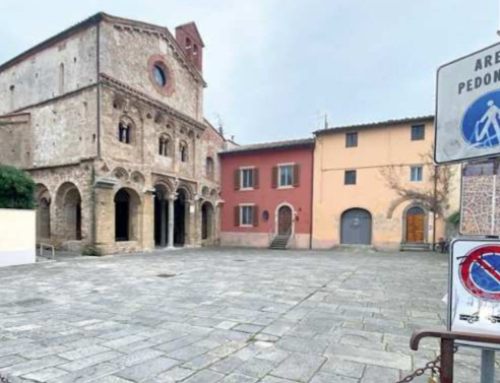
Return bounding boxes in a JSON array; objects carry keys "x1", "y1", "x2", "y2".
[
  {"x1": 433, "y1": 163, "x2": 438, "y2": 247},
  {"x1": 309, "y1": 142, "x2": 315, "y2": 250}
]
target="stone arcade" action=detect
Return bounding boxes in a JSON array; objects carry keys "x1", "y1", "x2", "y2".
[{"x1": 0, "y1": 13, "x2": 227, "y2": 254}]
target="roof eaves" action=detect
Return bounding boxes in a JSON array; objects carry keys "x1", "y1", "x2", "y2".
[
  {"x1": 220, "y1": 138, "x2": 314, "y2": 156},
  {"x1": 0, "y1": 12, "x2": 105, "y2": 73},
  {"x1": 313, "y1": 115, "x2": 435, "y2": 135}
]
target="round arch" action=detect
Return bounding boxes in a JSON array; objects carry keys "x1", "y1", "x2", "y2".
[
  {"x1": 201, "y1": 201, "x2": 215, "y2": 242},
  {"x1": 55, "y1": 182, "x2": 82, "y2": 241},
  {"x1": 35, "y1": 184, "x2": 51, "y2": 240},
  {"x1": 274, "y1": 202, "x2": 295, "y2": 237},
  {"x1": 114, "y1": 187, "x2": 141, "y2": 242},
  {"x1": 340, "y1": 208, "x2": 372, "y2": 245},
  {"x1": 402, "y1": 204, "x2": 428, "y2": 243},
  {"x1": 154, "y1": 183, "x2": 171, "y2": 247}
]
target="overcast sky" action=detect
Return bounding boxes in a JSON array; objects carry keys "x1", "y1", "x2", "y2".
[{"x1": 1, "y1": 0, "x2": 499, "y2": 143}]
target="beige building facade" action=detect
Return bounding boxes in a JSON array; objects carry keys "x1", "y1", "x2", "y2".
[
  {"x1": 312, "y1": 116, "x2": 460, "y2": 250},
  {"x1": 0, "y1": 13, "x2": 225, "y2": 254}
]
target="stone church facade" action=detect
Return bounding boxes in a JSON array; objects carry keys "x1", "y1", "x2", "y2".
[{"x1": 0, "y1": 13, "x2": 226, "y2": 254}]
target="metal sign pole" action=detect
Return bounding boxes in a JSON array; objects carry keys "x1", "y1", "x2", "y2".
[{"x1": 480, "y1": 349, "x2": 495, "y2": 383}]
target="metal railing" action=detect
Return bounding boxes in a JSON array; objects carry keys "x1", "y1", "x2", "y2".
[
  {"x1": 38, "y1": 243, "x2": 55, "y2": 260},
  {"x1": 410, "y1": 329, "x2": 500, "y2": 383}
]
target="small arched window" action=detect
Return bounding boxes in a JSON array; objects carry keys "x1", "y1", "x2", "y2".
[
  {"x1": 159, "y1": 136, "x2": 171, "y2": 156},
  {"x1": 179, "y1": 142, "x2": 188, "y2": 162},
  {"x1": 193, "y1": 45, "x2": 199, "y2": 56},
  {"x1": 206, "y1": 157, "x2": 214, "y2": 179},
  {"x1": 118, "y1": 122, "x2": 131, "y2": 144},
  {"x1": 186, "y1": 38, "x2": 192, "y2": 50},
  {"x1": 59, "y1": 63, "x2": 65, "y2": 95}
]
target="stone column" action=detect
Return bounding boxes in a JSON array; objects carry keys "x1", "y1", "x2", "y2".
[
  {"x1": 167, "y1": 194, "x2": 176, "y2": 249},
  {"x1": 160, "y1": 199, "x2": 167, "y2": 247}
]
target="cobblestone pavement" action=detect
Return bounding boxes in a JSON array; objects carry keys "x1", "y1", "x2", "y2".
[{"x1": 0, "y1": 248, "x2": 488, "y2": 383}]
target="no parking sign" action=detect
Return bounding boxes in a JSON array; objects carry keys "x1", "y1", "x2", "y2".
[{"x1": 449, "y1": 239, "x2": 500, "y2": 341}]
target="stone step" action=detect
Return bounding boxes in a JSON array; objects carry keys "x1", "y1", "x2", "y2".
[{"x1": 400, "y1": 243, "x2": 430, "y2": 252}]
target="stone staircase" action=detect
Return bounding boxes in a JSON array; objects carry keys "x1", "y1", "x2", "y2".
[
  {"x1": 400, "y1": 242, "x2": 431, "y2": 252},
  {"x1": 269, "y1": 235, "x2": 291, "y2": 250}
]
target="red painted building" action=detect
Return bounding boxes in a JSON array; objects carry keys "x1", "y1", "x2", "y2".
[{"x1": 219, "y1": 138, "x2": 314, "y2": 249}]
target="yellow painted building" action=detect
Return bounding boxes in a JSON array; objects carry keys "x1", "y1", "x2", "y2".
[{"x1": 312, "y1": 116, "x2": 460, "y2": 250}]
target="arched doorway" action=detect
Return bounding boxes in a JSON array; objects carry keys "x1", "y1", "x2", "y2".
[
  {"x1": 36, "y1": 184, "x2": 51, "y2": 240},
  {"x1": 55, "y1": 182, "x2": 82, "y2": 241},
  {"x1": 154, "y1": 185, "x2": 169, "y2": 247},
  {"x1": 341, "y1": 208, "x2": 372, "y2": 245},
  {"x1": 405, "y1": 206, "x2": 425, "y2": 243},
  {"x1": 114, "y1": 188, "x2": 141, "y2": 242},
  {"x1": 277, "y1": 205, "x2": 293, "y2": 236},
  {"x1": 174, "y1": 188, "x2": 188, "y2": 246},
  {"x1": 201, "y1": 202, "x2": 214, "y2": 241}
]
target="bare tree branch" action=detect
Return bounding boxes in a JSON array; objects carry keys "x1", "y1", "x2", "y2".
[{"x1": 379, "y1": 146, "x2": 455, "y2": 216}]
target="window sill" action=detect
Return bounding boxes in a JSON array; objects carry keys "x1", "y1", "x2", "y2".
[
  {"x1": 277, "y1": 185, "x2": 294, "y2": 189},
  {"x1": 239, "y1": 224, "x2": 254, "y2": 228},
  {"x1": 239, "y1": 188, "x2": 255, "y2": 192}
]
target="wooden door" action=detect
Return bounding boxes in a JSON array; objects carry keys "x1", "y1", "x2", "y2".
[
  {"x1": 278, "y1": 206, "x2": 292, "y2": 235},
  {"x1": 406, "y1": 207, "x2": 425, "y2": 243}
]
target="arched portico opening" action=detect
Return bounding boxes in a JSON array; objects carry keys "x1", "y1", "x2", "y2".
[
  {"x1": 174, "y1": 188, "x2": 189, "y2": 246},
  {"x1": 55, "y1": 182, "x2": 82, "y2": 241},
  {"x1": 201, "y1": 202, "x2": 214, "y2": 242},
  {"x1": 154, "y1": 185, "x2": 170, "y2": 247},
  {"x1": 36, "y1": 184, "x2": 51, "y2": 240},
  {"x1": 114, "y1": 188, "x2": 141, "y2": 242}
]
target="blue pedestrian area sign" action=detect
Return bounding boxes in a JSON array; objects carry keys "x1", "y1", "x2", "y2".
[
  {"x1": 449, "y1": 239, "x2": 500, "y2": 344},
  {"x1": 436, "y1": 42, "x2": 500, "y2": 163}
]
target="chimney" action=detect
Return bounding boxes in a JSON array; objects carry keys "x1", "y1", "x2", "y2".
[{"x1": 175, "y1": 22, "x2": 204, "y2": 72}]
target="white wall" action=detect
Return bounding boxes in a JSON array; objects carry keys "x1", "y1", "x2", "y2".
[{"x1": 0, "y1": 209, "x2": 36, "y2": 267}]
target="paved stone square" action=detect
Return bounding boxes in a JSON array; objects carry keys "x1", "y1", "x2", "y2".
[{"x1": 0, "y1": 248, "x2": 489, "y2": 383}]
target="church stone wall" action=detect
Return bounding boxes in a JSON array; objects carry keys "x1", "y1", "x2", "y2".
[
  {"x1": 99, "y1": 21, "x2": 203, "y2": 122},
  {"x1": 0, "y1": 26, "x2": 98, "y2": 116},
  {"x1": 30, "y1": 88, "x2": 98, "y2": 167}
]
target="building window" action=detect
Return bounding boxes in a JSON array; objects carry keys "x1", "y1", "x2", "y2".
[
  {"x1": 240, "y1": 205, "x2": 254, "y2": 226},
  {"x1": 411, "y1": 125, "x2": 425, "y2": 141},
  {"x1": 9, "y1": 85, "x2": 14, "y2": 111},
  {"x1": 159, "y1": 136, "x2": 171, "y2": 156},
  {"x1": 153, "y1": 64, "x2": 167, "y2": 87},
  {"x1": 179, "y1": 142, "x2": 188, "y2": 162},
  {"x1": 279, "y1": 165, "x2": 294, "y2": 187},
  {"x1": 206, "y1": 157, "x2": 214, "y2": 179},
  {"x1": 346, "y1": 132, "x2": 358, "y2": 148},
  {"x1": 411, "y1": 166, "x2": 423, "y2": 182},
  {"x1": 345, "y1": 170, "x2": 357, "y2": 185},
  {"x1": 241, "y1": 168, "x2": 255, "y2": 189},
  {"x1": 59, "y1": 63, "x2": 65, "y2": 95},
  {"x1": 118, "y1": 122, "x2": 131, "y2": 144}
]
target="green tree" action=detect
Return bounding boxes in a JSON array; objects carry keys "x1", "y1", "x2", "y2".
[{"x1": 0, "y1": 165, "x2": 35, "y2": 209}]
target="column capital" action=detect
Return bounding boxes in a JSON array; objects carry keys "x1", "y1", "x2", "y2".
[{"x1": 168, "y1": 192, "x2": 178, "y2": 201}]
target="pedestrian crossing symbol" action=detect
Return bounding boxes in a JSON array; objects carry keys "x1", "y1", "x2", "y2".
[{"x1": 462, "y1": 91, "x2": 500, "y2": 148}]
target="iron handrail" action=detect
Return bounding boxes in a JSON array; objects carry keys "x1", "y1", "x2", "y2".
[{"x1": 411, "y1": 329, "x2": 500, "y2": 383}]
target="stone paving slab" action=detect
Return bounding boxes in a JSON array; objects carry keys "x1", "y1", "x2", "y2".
[{"x1": 0, "y1": 248, "x2": 486, "y2": 383}]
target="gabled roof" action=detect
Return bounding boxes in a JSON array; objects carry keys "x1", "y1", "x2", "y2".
[
  {"x1": 0, "y1": 13, "x2": 205, "y2": 85},
  {"x1": 220, "y1": 137, "x2": 314, "y2": 156},
  {"x1": 314, "y1": 115, "x2": 435, "y2": 135},
  {"x1": 0, "y1": 12, "x2": 105, "y2": 72},
  {"x1": 176, "y1": 22, "x2": 205, "y2": 47}
]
